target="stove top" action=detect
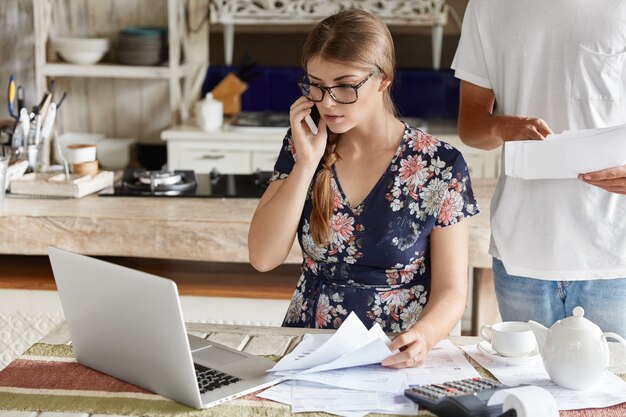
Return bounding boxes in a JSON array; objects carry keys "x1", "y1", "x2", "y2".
[{"x1": 99, "y1": 169, "x2": 271, "y2": 198}]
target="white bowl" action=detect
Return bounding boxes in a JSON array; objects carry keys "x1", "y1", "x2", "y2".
[
  {"x1": 55, "y1": 132, "x2": 104, "y2": 164},
  {"x1": 56, "y1": 50, "x2": 107, "y2": 65},
  {"x1": 53, "y1": 37, "x2": 109, "y2": 51},
  {"x1": 66, "y1": 143, "x2": 97, "y2": 164},
  {"x1": 53, "y1": 37, "x2": 109, "y2": 64},
  {"x1": 54, "y1": 133, "x2": 135, "y2": 170}
]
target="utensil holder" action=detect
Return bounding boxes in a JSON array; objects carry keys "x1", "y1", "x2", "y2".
[{"x1": 1, "y1": 144, "x2": 44, "y2": 173}]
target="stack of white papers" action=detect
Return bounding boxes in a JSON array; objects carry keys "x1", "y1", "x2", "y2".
[
  {"x1": 257, "y1": 313, "x2": 481, "y2": 416},
  {"x1": 504, "y1": 123, "x2": 626, "y2": 179},
  {"x1": 271, "y1": 312, "x2": 393, "y2": 374}
]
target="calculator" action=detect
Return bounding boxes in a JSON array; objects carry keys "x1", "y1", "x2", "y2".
[{"x1": 404, "y1": 377, "x2": 510, "y2": 417}]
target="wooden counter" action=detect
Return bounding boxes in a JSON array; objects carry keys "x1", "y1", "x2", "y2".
[
  {"x1": 0, "y1": 195, "x2": 302, "y2": 263},
  {"x1": 0, "y1": 178, "x2": 495, "y2": 267}
]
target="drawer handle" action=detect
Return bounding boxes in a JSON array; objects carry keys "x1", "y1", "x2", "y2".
[{"x1": 201, "y1": 154, "x2": 225, "y2": 160}]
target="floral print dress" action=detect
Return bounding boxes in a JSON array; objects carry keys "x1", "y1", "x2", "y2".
[{"x1": 270, "y1": 124, "x2": 479, "y2": 333}]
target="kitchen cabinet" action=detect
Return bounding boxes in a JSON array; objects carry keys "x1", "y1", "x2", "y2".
[
  {"x1": 32, "y1": 0, "x2": 209, "y2": 145},
  {"x1": 162, "y1": 123, "x2": 502, "y2": 178},
  {"x1": 162, "y1": 124, "x2": 285, "y2": 174}
]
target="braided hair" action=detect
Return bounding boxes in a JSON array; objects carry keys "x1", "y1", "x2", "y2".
[{"x1": 302, "y1": 8, "x2": 397, "y2": 245}]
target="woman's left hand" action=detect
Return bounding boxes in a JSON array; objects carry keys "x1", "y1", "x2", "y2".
[
  {"x1": 579, "y1": 164, "x2": 626, "y2": 195},
  {"x1": 381, "y1": 329, "x2": 429, "y2": 368}
]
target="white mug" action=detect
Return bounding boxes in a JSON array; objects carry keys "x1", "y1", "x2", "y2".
[{"x1": 480, "y1": 321, "x2": 537, "y2": 358}]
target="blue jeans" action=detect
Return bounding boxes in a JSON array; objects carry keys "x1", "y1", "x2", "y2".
[{"x1": 492, "y1": 258, "x2": 626, "y2": 337}]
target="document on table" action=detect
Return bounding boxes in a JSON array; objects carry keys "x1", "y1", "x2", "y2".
[
  {"x1": 461, "y1": 344, "x2": 626, "y2": 410},
  {"x1": 278, "y1": 364, "x2": 406, "y2": 393},
  {"x1": 504, "y1": 123, "x2": 626, "y2": 179},
  {"x1": 259, "y1": 313, "x2": 482, "y2": 416},
  {"x1": 270, "y1": 312, "x2": 393, "y2": 373},
  {"x1": 400, "y1": 339, "x2": 481, "y2": 386},
  {"x1": 258, "y1": 380, "x2": 418, "y2": 417}
]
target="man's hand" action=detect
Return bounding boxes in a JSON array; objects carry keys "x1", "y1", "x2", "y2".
[
  {"x1": 579, "y1": 165, "x2": 626, "y2": 194},
  {"x1": 458, "y1": 81, "x2": 553, "y2": 149},
  {"x1": 497, "y1": 115, "x2": 553, "y2": 141}
]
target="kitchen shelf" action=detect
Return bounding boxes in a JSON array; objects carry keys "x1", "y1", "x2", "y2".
[
  {"x1": 33, "y1": 0, "x2": 210, "y2": 132},
  {"x1": 209, "y1": 0, "x2": 449, "y2": 69},
  {"x1": 42, "y1": 62, "x2": 192, "y2": 80}
]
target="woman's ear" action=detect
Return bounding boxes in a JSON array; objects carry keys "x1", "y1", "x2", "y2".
[{"x1": 378, "y1": 74, "x2": 392, "y2": 92}]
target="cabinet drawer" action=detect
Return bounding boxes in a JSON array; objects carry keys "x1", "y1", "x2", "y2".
[
  {"x1": 180, "y1": 147, "x2": 251, "y2": 174},
  {"x1": 252, "y1": 151, "x2": 278, "y2": 172}
]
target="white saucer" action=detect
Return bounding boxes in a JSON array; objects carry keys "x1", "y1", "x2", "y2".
[{"x1": 477, "y1": 340, "x2": 540, "y2": 365}]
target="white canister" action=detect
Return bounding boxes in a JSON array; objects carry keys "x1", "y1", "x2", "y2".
[
  {"x1": 66, "y1": 143, "x2": 97, "y2": 164},
  {"x1": 195, "y1": 93, "x2": 224, "y2": 132}
]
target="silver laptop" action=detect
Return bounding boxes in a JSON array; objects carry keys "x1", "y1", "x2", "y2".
[{"x1": 48, "y1": 247, "x2": 282, "y2": 409}]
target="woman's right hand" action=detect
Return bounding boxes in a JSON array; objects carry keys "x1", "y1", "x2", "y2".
[{"x1": 289, "y1": 96, "x2": 328, "y2": 168}]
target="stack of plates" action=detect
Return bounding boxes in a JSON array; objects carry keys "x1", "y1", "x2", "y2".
[{"x1": 116, "y1": 27, "x2": 167, "y2": 66}]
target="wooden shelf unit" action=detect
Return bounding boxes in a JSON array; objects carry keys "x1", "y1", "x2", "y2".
[
  {"x1": 32, "y1": 0, "x2": 209, "y2": 140},
  {"x1": 42, "y1": 62, "x2": 192, "y2": 80}
]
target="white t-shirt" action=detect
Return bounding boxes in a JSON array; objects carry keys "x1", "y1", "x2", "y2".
[{"x1": 452, "y1": 0, "x2": 626, "y2": 280}]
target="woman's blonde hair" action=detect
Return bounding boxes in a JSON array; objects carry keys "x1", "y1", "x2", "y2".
[{"x1": 303, "y1": 8, "x2": 397, "y2": 245}]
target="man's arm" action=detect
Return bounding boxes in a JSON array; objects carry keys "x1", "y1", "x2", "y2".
[{"x1": 458, "y1": 81, "x2": 553, "y2": 150}]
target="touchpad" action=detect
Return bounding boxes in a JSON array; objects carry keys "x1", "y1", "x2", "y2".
[{"x1": 195, "y1": 346, "x2": 247, "y2": 366}]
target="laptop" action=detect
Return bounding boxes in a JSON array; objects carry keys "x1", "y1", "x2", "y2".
[{"x1": 48, "y1": 247, "x2": 283, "y2": 409}]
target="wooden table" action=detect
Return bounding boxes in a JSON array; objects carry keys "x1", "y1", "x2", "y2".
[
  {"x1": 0, "y1": 322, "x2": 624, "y2": 417},
  {"x1": 0, "y1": 322, "x2": 477, "y2": 417}
]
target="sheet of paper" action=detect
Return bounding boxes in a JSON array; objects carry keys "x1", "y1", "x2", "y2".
[
  {"x1": 270, "y1": 312, "x2": 392, "y2": 372},
  {"x1": 460, "y1": 343, "x2": 547, "y2": 386},
  {"x1": 401, "y1": 339, "x2": 481, "y2": 386},
  {"x1": 291, "y1": 380, "x2": 418, "y2": 416},
  {"x1": 504, "y1": 123, "x2": 626, "y2": 179},
  {"x1": 291, "y1": 380, "x2": 380, "y2": 412},
  {"x1": 461, "y1": 344, "x2": 626, "y2": 410},
  {"x1": 280, "y1": 364, "x2": 406, "y2": 393},
  {"x1": 256, "y1": 381, "x2": 368, "y2": 417},
  {"x1": 256, "y1": 380, "x2": 293, "y2": 404},
  {"x1": 373, "y1": 392, "x2": 419, "y2": 416},
  {"x1": 301, "y1": 337, "x2": 393, "y2": 373}
]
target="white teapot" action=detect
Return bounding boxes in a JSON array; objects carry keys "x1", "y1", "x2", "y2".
[{"x1": 527, "y1": 306, "x2": 626, "y2": 390}]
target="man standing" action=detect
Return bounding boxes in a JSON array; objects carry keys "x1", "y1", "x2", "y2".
[{"x1": 452, "y1": 0, "x2": 626, "y2": 335}]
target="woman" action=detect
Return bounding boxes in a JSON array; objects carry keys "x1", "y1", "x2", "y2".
[{"x1": 248, "y1": 9, "x2": 478, "y2": 368}]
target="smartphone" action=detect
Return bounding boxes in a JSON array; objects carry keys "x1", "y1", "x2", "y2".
[{"x1": 304, "y1": 105, "x2": 319, "y2": 135}]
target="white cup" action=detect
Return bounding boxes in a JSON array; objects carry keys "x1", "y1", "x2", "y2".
[
  {"x1": 66, "y1": 143, "x2": 97, "y2": 164},
  {"x1": 480, "y1": 321, "x2": 537, "y2": 358}
]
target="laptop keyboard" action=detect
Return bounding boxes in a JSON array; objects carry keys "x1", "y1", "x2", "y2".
[{"x1": 195, "y1": 365, "x2": 241, "y2": 394}]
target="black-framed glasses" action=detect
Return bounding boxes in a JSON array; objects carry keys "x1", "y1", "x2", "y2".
[{"x1": 298, "y1": 72, "x2": 378, "y2": 104}]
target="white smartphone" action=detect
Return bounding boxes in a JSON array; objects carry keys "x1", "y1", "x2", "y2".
[{"x1": 304, "y1": 106, "x2": 319, "y2": 135}]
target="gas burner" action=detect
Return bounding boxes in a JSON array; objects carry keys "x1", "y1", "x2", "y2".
[
  {"x1": 101, "y1": 168, "x2": 272, "y2": 198},
  {"x1": 136, "y1": 169, "x2": 183, "y2": 186},
  {"x1": 122, "y1": 169, "x2": 197, "y2": 195}
]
